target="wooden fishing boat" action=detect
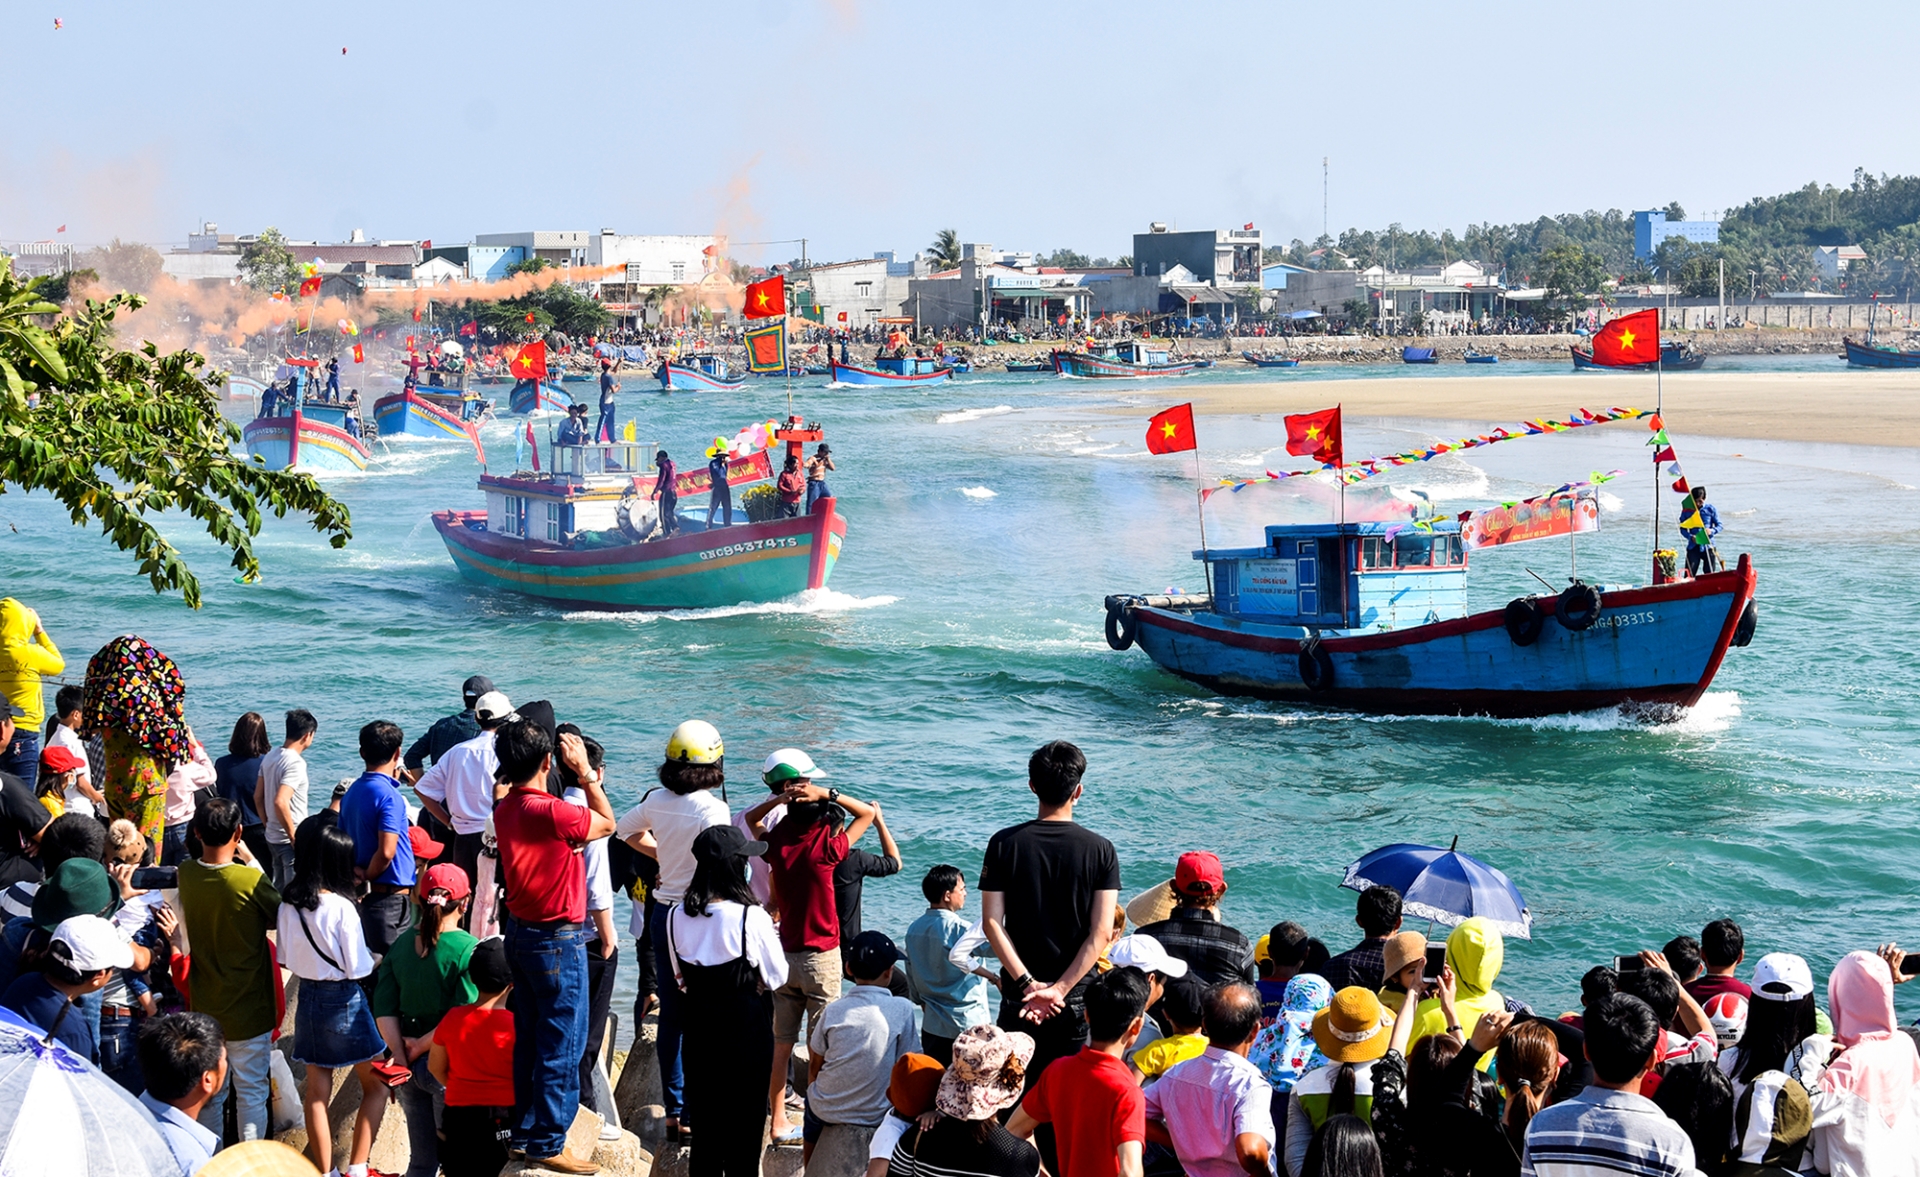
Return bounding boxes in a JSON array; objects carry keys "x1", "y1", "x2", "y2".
[
  {"x1": 1463, "y1": 350, "x2": 1498, "y2": 364},
  {"x1": 657, "y1": 355, "x2": 746, "y2": 391},
  {"x1": 830, "y1": 356, "x2": 955, "y2": 385},
  {"x1": 373, "y1": 388, "x2": 492, "y2": 441},
  {"x1": 1571, "y1": 341, "x2": 1704, "y2": 371},
  {"x1": 1004, "y1": 360, "x2": 1051, "y2": 372},
  {"x1": 1051, "y1": 339, "x2": 1204, "y2": 378},
  {"x1": 509, "y1": 380, "x2": 574, "y2": 415},
  {"x1": 432, "y1": 417, "x2": 846, "y2": 610},
  {"x1": 1104, "y1": 519, "x2": 1757, "y2": 718},
  {"x1": 241, "y1": 362, "x2": 371, "y2": 472},
  {"x1": 1402, "y1": 347, "x2": 1439, "y2": 364},
  {"x1": 1841, "y1": 337, "x2": 1920, "y2": 368},
  {"x1": 1242, "y1": 352, "x2": 1301, "y2": 368}
]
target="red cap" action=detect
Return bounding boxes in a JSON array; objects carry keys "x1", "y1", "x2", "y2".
[
  {"x1": 39, "y1": 746, "x2": 85, "y2": 775},
  {"x1": 407, "y1": 825, "x2": 445, "y2": 862},
  {"x1": 420, "y1": 863, "x2": 471, "y2": 903},
  {"x1": 1173, "y1": 851, "x2": 1226, "y2": 896}
]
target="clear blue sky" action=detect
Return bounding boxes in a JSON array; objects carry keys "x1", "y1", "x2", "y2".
[{"x1": 5, "y1": 0, "x2": 1915, "y2": 264}]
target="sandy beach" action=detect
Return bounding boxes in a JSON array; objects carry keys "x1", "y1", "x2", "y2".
[{"x1": 1158, "y1": 370, "x2": 1920, "y2": 447}]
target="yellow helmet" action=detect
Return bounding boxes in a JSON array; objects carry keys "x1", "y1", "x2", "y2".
[{"x1": 665, "y1": 720, "x2": 724, "y2": 765}]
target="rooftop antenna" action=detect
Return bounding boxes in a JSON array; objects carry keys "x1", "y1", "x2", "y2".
[{"x1": 1323, "y1": 157, "x2": 1329, "y2": 240}]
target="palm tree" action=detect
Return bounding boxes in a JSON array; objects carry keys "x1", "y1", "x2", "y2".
[{"x1": 928, "y1": 229, "x2": 962, "y2": 270}]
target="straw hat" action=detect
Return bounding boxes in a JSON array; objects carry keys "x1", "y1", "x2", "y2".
[
  {"x1": 1312, "y1": 986, "x2": 1391, "y2": 1063},
  {"x1": 935, "y1": 1025, "x2": 1035, "y2": 1121},
  {"x1": 1124, "y1": 879, "x2": 1179, "y2": 928},
  {"x1": 1381, "y1": 932, "x2": 1429, "y2": 982},
  {"x1": 198, "y1": 1141, "x2": 321, "y2": 1177}
]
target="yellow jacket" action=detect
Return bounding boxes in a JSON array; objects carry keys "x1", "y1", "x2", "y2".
[
  {"x1": 0, "y1": 599, "x2": 63, "y2": 732},
  {"x1": 1409, "y1": 918, "x2": 1506, "y2": 1070}
]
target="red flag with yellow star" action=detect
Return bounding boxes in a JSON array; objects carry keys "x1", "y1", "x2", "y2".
[
  {"x1": 510, "y1": 340, "x2": 548, "y2": 381},
  {"x1": 743, "y1": 275, "x2": 785, "y2": 319},
  {"x1": 1285, "y1": 405, "x2": 1342, "y2": 465},
  {"x1": 1145, "y1": 403, "x2": 1197, "y2": 454},
  {"x1": 1590, "y1": 308, "x2": 1659, "y2": 367}
]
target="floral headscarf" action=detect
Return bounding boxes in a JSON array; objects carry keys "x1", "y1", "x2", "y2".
[
  {"x1": 1250, "y1": 974, "x2": 1334, "y2": 1092},
  {"x1": 81, "y1": 635, "x2": 189, "y2": 764}
]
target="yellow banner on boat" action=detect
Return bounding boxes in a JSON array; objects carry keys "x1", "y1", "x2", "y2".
[{"x1": 745, "y1": 321, "x2": 788, "y2": 374}]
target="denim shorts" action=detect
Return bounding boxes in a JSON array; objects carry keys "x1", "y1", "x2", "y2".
[{"x1": 292, "y1": 977, "x2": 385, "y2": 1068}]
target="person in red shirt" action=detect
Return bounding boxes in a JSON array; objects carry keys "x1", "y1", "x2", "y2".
[
  {"x1": 490, "y1": 720, "x2": 615, "y2": 1174},
  {"x1": 430, "y1": 937, "x2": 517, "y2": 1177},
  {"x1": 1008, "y1": 966, "x2": 1150, "y2": 1177},
  {"x1": 743, "y1": 759, "x2": 877, "y2": 1145},
  {"x1": 1687, "y1": 918, "x2": 1753, "y2": 1006}
]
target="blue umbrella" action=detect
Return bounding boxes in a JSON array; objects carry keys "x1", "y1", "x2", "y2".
[
  {"x1": 1340, "y1": 838, "x2": 1532, "y2": 939},
  {"x1": 0, "y1": 1007, "x2": 178, "y2": 1173}
]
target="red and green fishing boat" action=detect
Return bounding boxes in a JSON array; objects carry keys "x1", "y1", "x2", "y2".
[{"x1": 432, "y1": 417, "x2": 845, "y2": 610}]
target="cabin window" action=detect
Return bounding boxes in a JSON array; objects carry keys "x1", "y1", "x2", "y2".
[
  {"x1": 1299, "y1": 589, "x2": 1318, "y2": 615},
  {"x1": 546, "y1": 501, "x2": 562, "y2": 542},
  {"x1": 854, "y1": 281, "x2": 873, "y2": 296},
  {"x1": 501, "y1": 496, "x2": 525, "y2": 538},
  {"x1": 1395, "y1": 533, "x2": 1435, "y2": 567},
  {"x1": 1432, "y1": 534, "x2": 1463, "y2": 565}
]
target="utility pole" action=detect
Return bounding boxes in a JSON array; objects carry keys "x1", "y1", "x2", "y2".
[
  {"x1": 1718, "y1": 258, "x2": 1725, "y2": 331},
  {"x1": 1322, "y1": 157, "x2": 1329, "y2": 241}
]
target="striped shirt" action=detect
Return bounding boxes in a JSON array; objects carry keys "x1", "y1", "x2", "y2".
[
  {"x1": 889, "y1": 1119, "x2": 1039, "y2": 1177},
  {"x1": 1521, "y1": 1087, "x2": 1704, "y2": 1177}
]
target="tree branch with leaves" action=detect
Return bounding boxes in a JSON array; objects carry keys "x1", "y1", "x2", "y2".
[{"x1": 1, "y1": 258, "x2": 352, "y2": 608}]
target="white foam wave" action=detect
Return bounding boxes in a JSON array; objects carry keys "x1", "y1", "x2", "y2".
[
  {"x1": 959, "y1": 487, "x2": 997, "y2": 499},
  {"x1": 1598, "y1": 492, "x2": 1625, "y2": 513},
  {"x1": 1217, "y1": 691, "x2": 1742, "y2": 734},
  {"x1": 937, "y1": 406, "x2": 1015, "y2": 425},
  {"x1": 560, "y1": 587, "x2": 899, "y2": 624}
]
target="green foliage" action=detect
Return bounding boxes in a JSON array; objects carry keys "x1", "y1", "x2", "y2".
[
  {"x1": 1038, "y1": 248, "x2": 1090, "y2": 268},
  {"x1": 238, "y1": 227, "x2": 301, "y2": 294},
  {"x1": 740, "y1": 483, "x2": 778, "y2": 523},
  {"x1": 80, "y1": 240, "x2": 164, "y2": 294},
  {"x1": 927, "y1": 229, "x2": 961, "y2": 269},
  {"x1": 27, "y1": 269, "x2": 98, "y2": 306},
  {"x1": 1540, "y1": 244, "x2": 1608, "y2": 316},
  {"x1": 505, "y1": 256, "x2": 551, "y2": 277},
  {"x1": 0, "y1": 257, "x2": 352, "y2": 607},
  {"x1": 457, "y1": 280, "x2": 611, "y2": 339}
]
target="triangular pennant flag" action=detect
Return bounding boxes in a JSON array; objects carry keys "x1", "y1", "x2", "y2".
[
  {"x1": 1653, "y1": 446, "x2": 1676, "y2": 461},
  {"x1": 1679, "y1": 511, "x2": 1704, "y2": 530},
  {"x1": 1648, "y1": 430, "x2": 1671, "y2": 446},
  {"x1": 1672, "y1": 477, "x2": 1691, "y2": 494}
]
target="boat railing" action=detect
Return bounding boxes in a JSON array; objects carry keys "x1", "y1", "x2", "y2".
[{"x1": 548, "y1": 442, "x2": 657, "y2": 483}]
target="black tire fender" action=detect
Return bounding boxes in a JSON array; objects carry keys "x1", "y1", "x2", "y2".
[
  {"x1": 1731, "y1": 599, "x2": 1757, "y2": 648},
  {"x1": 1505, "y1": 597, "x2": 1545, "y2": 647},
  {"x1": 1104, "y1": 602, "x2": 1138, "y2": 651},
  {"x1": 1556, "y1": 582, "x2": 1603, "y2": 631},
  {"x1": 1297, "y1": 639, "x2": 1334, "y2": 691}
]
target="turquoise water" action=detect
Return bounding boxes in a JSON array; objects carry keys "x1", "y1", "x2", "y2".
[{"x1": 6, "y1": 354, "x2": 1918, "y2": 1029}]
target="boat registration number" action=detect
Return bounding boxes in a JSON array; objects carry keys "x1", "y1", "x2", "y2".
[
  {"x1": 1592, "y1": 610, "x2": 1656, "y2": 629},
  {"x1": 700, "y1": 537, "x2": 801, "y2": 561}
]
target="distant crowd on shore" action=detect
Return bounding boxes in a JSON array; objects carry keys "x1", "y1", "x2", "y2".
[{"x1": 2, "y1": 604, "x2": 1918, "y2": 1177}]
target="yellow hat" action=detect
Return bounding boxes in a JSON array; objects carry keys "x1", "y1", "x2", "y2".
[
  {"x1": 665, "y1": 720, "x2": 724, "y2": 765},
  {"x1": 1311, "y1": 986, "x2": 1391, "y2": 1063}
]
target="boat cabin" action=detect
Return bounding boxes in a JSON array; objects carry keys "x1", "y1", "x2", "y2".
[
  {"x1": 1202, "y1": 520, "x2": 1468, "y2": 633},
  {"x1": 1097, "y1": 339, "x2": 1171, "y2": 366},
  {"x1": 874, "y1": 355, "x2": 944, "y2": 376},
  {"x1": 682, "y1": 354, "x2": 733, "y2": 379}
]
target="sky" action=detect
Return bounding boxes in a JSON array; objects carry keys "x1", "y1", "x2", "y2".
[{"x1": 4, "y1": 0, "x2": 1917, "y2": 266}]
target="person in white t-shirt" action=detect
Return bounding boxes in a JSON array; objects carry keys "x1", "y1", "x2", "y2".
[
  {"x1": 413, "y1": 691, "x2": 517, "y2": 893},
  {"x1": 615, "y1": 719, "x2": 730, "y2": 1141},
  {"x1": 278, "y1": 814, "x2": 406, "y2": 1177},
  {"x1": 44, "y1": 685, "x2": 104, "y2": 818},
  {"x1": 255, "y1": 710, "x2": 317, "y2": 889}
]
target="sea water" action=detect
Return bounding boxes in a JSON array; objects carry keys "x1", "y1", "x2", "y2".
[{"x1": 5, "y1": 355, "x2": 1918, "y2": 1029}]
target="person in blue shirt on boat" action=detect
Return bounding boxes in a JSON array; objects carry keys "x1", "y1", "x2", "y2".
[
  {"x1": 325, "y1": 357, "x2": 340, "y2": 400},
  {"x1": 706, "y1": 438, "x2": 734, "y2": 527},
  {"x1": 1682, "y1": 486, "x2": 1722, "y2": 576},
  {"x1": 557, "y1": 403, "x2": 590, "y2": 447},
  {"x1": 597, "y1": 360, "x2": 619, "y2": 444},
  {"x1": 653, "y1": 448, "x2": 679, "y2": 536}
]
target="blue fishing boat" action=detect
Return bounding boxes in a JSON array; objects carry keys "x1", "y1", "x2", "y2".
[
  {"x1": 1051, "y1": 339, "x2": 1204, "y2": 379},
  {"x1": 1841, "y1": 337, "x2": 1920, "y2": 368},
  {"x1": 1402, "y1": 347, "x2": 1439, "y2": 364},
  {"x1": 509, "y1": 380, "x2": 574, "y2": 415},
  {"x1": 1242, "y1": 352, "x2": 1301, "y2": 368},
  {"x1": 1571, "y1": 341, "x2": 1704, "y2": 371},
  {"x1": 830, "y1": 356, "x2": 956, "y2": 385},
  {"x1": 241, "y1": 363, "x2": 371, "y2": 472},
  {"x1": 939, "y1": 358, "x2": 972, "y2": 373},
  {"x1": 1464, "y1": 350, "x2": 1499, "y2": 364},
  {"x1": 657, "y1": 355, "x2": 746, "y2": 391},
  {"x1": 372, "y1": 388, "x2": 491, "y2": 441},
  {"x1": 1104, "y1": 519, "x2": 1757, "y2": 718},
  {"x1": 1004, "y1": 360, "x2": 1051, "y2": 373}
]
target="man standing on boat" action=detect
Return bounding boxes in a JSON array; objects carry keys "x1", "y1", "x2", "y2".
[
  {"x1": 325, "y1": 357, "x2": 340, "y2": 400},
  {"x1": 1682, "y1": 486, "x2": 1722, "y2": 576},
  {"x1": 597, "y1": 360, "x2": 619, "y2": 444},
  {"x1": 653, "y1": 449, "x2": 679, "y2": 537},
  {"x1": 706, "y1": 439, "x2": 734, "y2": 527},
  {"x1": 805, "y1": 444, "x2": 836, "y2": 513}
]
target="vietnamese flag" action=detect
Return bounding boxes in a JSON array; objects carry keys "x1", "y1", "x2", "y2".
[
  {"x1": 743, "y1": 275, "x2": 785, "y2": 319},
  {"x1": 1590, "y1": 308, "x2": 1659, "y2": 366},
  {"x1": 459, "y1": 321, "x2": 478, "y2": 337},
  {"x1": 511, "y1": 340, "x2": 548, "y2": 381},
  {"x1": 1146, "y1": 403, "x2": 1197, "y2": 454},
  {"x1": 1285, "y1": 405, "x2": 1343, "y2": 465},
  {"x1": 351, "y1": 343, "x2": 364, "y2": 364},
  {"x1": 297, "y1": 275, "x2": 322, "y2": 298}
]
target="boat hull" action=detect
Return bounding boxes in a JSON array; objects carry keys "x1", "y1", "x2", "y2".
[
  {"x1": 432, "y1": 499, "x2": 848, "y2": 611},
  {"x1": 829, "y1": 362, "x2": 954, "y2": 385},
  {"x1": 1051, "y1": 351, "x2": 1204, "y2": 378},
  {"x1": 1121, "y1": 557, "x2": 1756, "y2": 718},
  {"x1": 1571, "y1": 345, "x2": 1705, "y2": 371},
  {"x1": 509, "y1": 383, "x2": 573, "y2": 414},
  {"x1": 242, "y1": 414, "x2": 371, "y2": 471},
  {"x1": 1842, "y1": 338, "x2": 1920, "y2": 368},
  {"x1": 657, "y1": 363, "x2": 746, "y2": 391},
  {"x1": 373, "y1": 390, "x2": 477, "y2": 441},
  {"x1": 1463, "y1": 353, "x2": 1498, "y2": 364}
]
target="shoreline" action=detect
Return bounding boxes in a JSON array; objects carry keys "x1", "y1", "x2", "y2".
[{"x1": 1102, "y1": 370, "x2": 1920, "y2": 448}]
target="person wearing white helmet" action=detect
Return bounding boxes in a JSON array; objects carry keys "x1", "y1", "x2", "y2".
[{"x1": 613, "y1": 720, "x2": 728, "y2": 1141}]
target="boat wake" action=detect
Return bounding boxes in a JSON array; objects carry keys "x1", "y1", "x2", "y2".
[
  {"x1": 937, "y1": 406, "x2": 1015, "y2": 425},
  {"x1": 1210, "y1": 691, "x2": 1741, "y2": 734},
  {"x1": 959, "y1": 487, "x2": 997, "y2": 499},
  {"x1": 560, "y1": 587, "x2": 899, "y2": 625}
]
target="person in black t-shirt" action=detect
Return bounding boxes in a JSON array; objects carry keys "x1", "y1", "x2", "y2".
[
  {"x1": 979, "y1": 740, "x2": 1120, "y2": 1088},
  {"x1": 0, "y1": 705, "x2": 50, "y2": 887},
  {"x1": 834, "y1": 802, "x2": 905, "y2": 992}
]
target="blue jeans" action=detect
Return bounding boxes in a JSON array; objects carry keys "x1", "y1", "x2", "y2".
[
  {"x1": 506, "y1": 919, "x2": 589, "y2": 1158},
  {"x1": 806, "y1": 480, "x2": 829, "y2": 510},
  {"x1": 398, "y1": 1053, "x2": 445, "y2": 1177},
  {"x1": 197, "y1": 1030, "x2": 274, "y2": 1142},
  {"x1": 99, "y1": 1007, "x2": 143, "y2": 1093},
  {"x1": 1, "y1": 730, "x2": 38, "y2": 796},
  {"x1": 648, "y1": 901, "x2": 686, "y2": 1117}
]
